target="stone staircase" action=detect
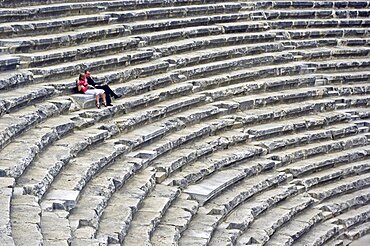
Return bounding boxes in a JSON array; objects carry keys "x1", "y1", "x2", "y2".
[{"x1": 1, "y1": 0, "x2": 370, "y2": 245}]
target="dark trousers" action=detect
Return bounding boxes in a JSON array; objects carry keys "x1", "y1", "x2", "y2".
[{"x1": 95, "y1": 85, "x2": 116, "y2": 105}]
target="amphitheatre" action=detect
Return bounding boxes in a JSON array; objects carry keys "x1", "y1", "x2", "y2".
[{"x1": 1, "y1": 0, "x2": 370, "y2": 245}]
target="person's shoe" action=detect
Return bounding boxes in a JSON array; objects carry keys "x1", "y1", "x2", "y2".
[
  {"x1": 96, "y1": 102, "x2": 101, "y2": 109},
  {"x1": 113, "y1": 95, "x2": 122, "y2": 99},
  {"x1": 107, "y1": 103, "x2": 113, "y2": 106}
]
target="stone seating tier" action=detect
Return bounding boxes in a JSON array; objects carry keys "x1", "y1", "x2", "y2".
[{"x1": 1, "y1": 0, "x2": 370, "y2": 245}]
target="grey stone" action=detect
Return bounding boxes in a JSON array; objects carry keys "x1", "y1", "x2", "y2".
[
  {"x1": 318, "y1": 187, "x2": 370, "y2": 215},
  {"x1": 45, "y1": 189, "x2": 79, "y2": 211},
  {"x1": 333, "y1": 204, "x2": 370, "y2": 228},
  {"x1": 11, "y1": 194, "x2": 43, "y2": 246},
  {"x1": 295, "y1": 221, "x2": 343, "y2": 246},
  {"x1": 308, "y1": 173, "x2": 370, "y2": 201}
]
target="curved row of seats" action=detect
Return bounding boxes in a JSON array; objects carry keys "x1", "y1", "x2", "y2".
[{"x1": 0, "y1": 0, "x2": 370, "y2": 245}]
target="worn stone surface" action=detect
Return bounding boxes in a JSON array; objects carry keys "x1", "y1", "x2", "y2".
[
  {"x1": 11, "y1": 194, "x2": 43, "y2": 246},
  {"x1": 2, "y1": 1, "x2": 370, "y2": 246}
]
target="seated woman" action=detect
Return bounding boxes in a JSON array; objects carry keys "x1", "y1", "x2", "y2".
[{"x1": 77, "y1": 73, "x2": 107, "y2": 109}]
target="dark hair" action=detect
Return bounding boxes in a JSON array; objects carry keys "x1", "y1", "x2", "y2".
[
  {"x1": 79, "y1": 73, "x2": 85, "y2": 80},
  {"x1": 84, "y1": 70, "x2": 90, "y2": 74}
]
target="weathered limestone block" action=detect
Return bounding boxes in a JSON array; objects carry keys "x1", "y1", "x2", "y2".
[
  {"x1": 41, "y1": 210, "x2": 71, "y2": 244},
  {"x1": 44, "y1": 189, "x2": 79, "y2": 211},
  {"x1": 308, "y1": 172, "x2": 370, "y2": 201},
  {"x1": 96, "y1": 169, "x2": 155, "y2": 243},
  {"x1": 333, "y1": 204, "x2": 370, "y2": 228},
  {"x1": 0, "y1": 100, "x2": 70, "y2": 151},
  {"x1": 0, "y1": 56, "x2": 19, "y2": 71},
  {"x1": 185, "y1": 169, "x2": 246, "y2": 206},
  {"x1": 293, "y1": 160, "x2": 370, "y2": 189},
  {"x1": 123, "y1": 184, "x2": 179, "y2": 244},
  {"x1": 274, "y1": 208, "x2": 326, "y2": 242},
  {"x1": 179, "y1": 209, "x2": 220, "y2": 246},
  {"x1": 318, "y1": 187, "x2": 370, "y2": 215},
  {"x1": 345, "y1": 221, "x2": 370, "y2": 240},
  {"x1": 152, "y1": 196, "x2": 197, "y2": 245},
  {"x1": 23, "y1": 37, "x2": 140, "y2": 68},
  {"x1": 283, "y1": 146, "x2": 369, "y2": 178},
  {"x1": 11, "y1": 194, "x2": 43, "y2": 246},
  {"x1": 0, "y1": 14, "x2": 111, "y2": 39},
  {"x1": 1, "y1": 25, "x2": 130, "y2": 52},
  {"x1": 207, "y1": 172, "x2": 288, "y2": 216},
  {"x1": 295, "y1": 221, "x2": 343, "y2": 246},
  {"x1": 0, "y1": 177, "x2": 14, "y2": 245},
  {"x1": 71, "y1": 143, "x2": 129, "y2": 192},
  {"x1": 0, "y1": 85, "x2": 55, "y2": 115}
]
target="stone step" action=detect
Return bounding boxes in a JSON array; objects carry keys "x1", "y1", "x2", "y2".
[
  {"x1": 308, "y1": 172, "x2": 370, "y2": 201},
  {"x1": 0, "y1": 0, "x2": 238, "y2": 20},
  {"x1": 0, "y1": 115, "x2": 75, "y2": 178},
  {"x1": 265, "y1": 208, "x2": 327, "y2": 245},
  {"x1": 42, "y1": 140, "x2": 129, "y2": 202},
  {"x1": 233, "y1": 194, "x2": 315, "y2": 245},
  {"x1": 122, "y1": 184, "x2": 180, "y2": 245},
  {"x1": 250, "y1": 1, "x2": 370, "y2": 10},
  {"x1": 0, "y1": 24, "x2": 130, "y2": 53},
  {"x1": 255, "y1": 9, "x2": 370, "y2": 20},
  {"x1": 148, "y1": 31, "x2": 277, "y2": 56},
  {"x1": 0, "y1": 55, "x2": 20, "y2": 71},
  {"x1": 19, "y1": 36, "x2": 140, "y2": 68},
  {"x1": 67, "y1": 159, "x2": 139, "y2": 242},
  {"x1": 182, "y1": 148, "x2": 265, "y2": 204},
  {"x1": 174, "y1": 51, "x2": 295, "y2": 79},
  {"x1": 345, "y1": 221, "x2": 370, "y2": 241},
  {"x1": 205, "y1": 171, "x2": 289, "y2": 217},
  {"x1": 226, "y1": 95, "x2": 369, "y2": 127},
  {"x1": 152, "y1": 29, "x2": 370, "y2": 58},
  {"x1": 267, "y1": 134, "x2": 370, "y2": 166},
  {"x1": 188, "y1": 59, "x2": 368, "y2": 93},
  {"x1": 269, "y1": 18, "x2": 370, "y2": 30},
  {"x1": 0, "y1": 85, "x2": 56, "y2": 115},
  {"x1": 224, "y1": 184, "x2": 299, "y2": 231},
  {"x1": 132, "y1": 104, "x2": 233, "y2": 159},
  {"x1": 256, "y1": 122, "x2": 360, "y2": 153},
  {"x1": 0, "y1": 177, "x2": 15, "y2": 246},
  {"x1": 152, "y1": 118, "x2": 237, "y2": 179},
  {"x1": 318, "y1": 187, "x2": 370, "y2": 215},
  {"x1": 109, "y1": 3, "x2": 242, "y2": 23},
  {"x1": 16, "y1": 127, "x2": 112, "y2": 199},
  {"x1": 151, "y1": 193, "x2": 199, "y2": 246},
  {"x1": 246, "y1": 111, "x2": 353, "y2": 141},
  {"x1": 114, "y1": 93, "x2": 206, "y2": 132},
  {"x1": 332, "y1": 204, "x2": 370, "y2": 228},
  {"x1": 291, "y1": 159, "x2": 370, "y2": 189},
  {"x1": 0, "y1": 70, "x2": 33, "y2": 90},
  {"x1": 45, "y1": 44, "x2": 294, "y2": 91},
  {"x1": 284, "y1": 27, "x2": 370, "y2": 40},
  {"x1": 96, "y1": 168, "x2": 156, "y2": 244},
  {"x1": 0, "y1": 99, "x2": 71, "y2": 151},
  {"x1": 122, "y1": 12, "x2": 251, "y2": 34},
  {"x1": 292, "y1": 220, "x2": 344, "y2": 246},
  {"x1": 281, "y1": 145, "x2": 370, "y2": 180},
  {"x1": 178, "y1": 206, "x2": 221, "y2": 246},
  {"x1": 30, "y1": 50, "x2": 155, "y2": 80},
  {"x1": 41, "y1": 210, "x2": 71, "y2": 246},
  {"x1": 0, "y1": 13, "x2": 111, "y2": 38},
  {"x1": 117, "y1": 103, "x2": 226, "y2": 151},
  {"x1": 161, "y1": 133, "x2": 256, "y2": 186},
  {"x1": 179, "y1": 183, "x2": 296, "y2": 245},
  {"x1": 10, "y1": 194, "x2": 43, "y2": 246}
]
